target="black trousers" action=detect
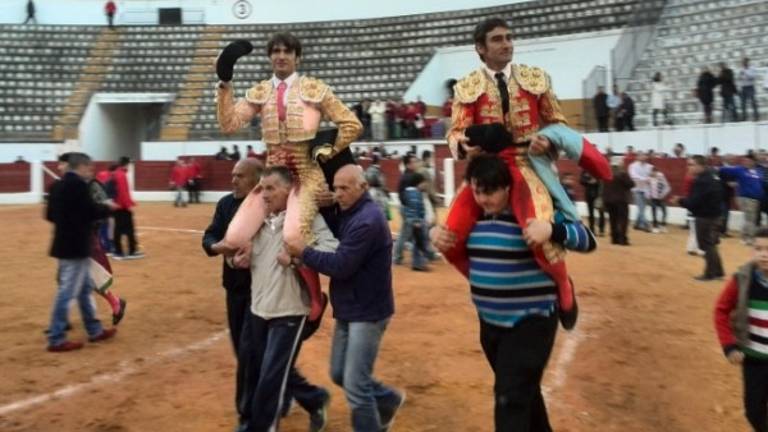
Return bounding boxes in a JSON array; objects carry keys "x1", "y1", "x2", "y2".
[
  {"x1": 585, "y1": 196, "x2": 605, "y2": 234},
  {"x1": 225, "y1": 285, "x2": 252, "y2": 423},
  {"x1": 239, "y1": 314, "x2": 326, "y2": 432},
  {"x1": 596, "y1": 115, "x2": 609, "y2": 132},
  {"x1": 650, "y1": 199, "x2": 667, "y2": 227},
  {"x1": 695, "y1": 217, "x2": 724, "y2": 278},
  {"x1": 605, "y1": 202, "x2": 629, "y2": 244},
  {"x1": 113, "y1": 209, "x2": 137, "y2": 255},
  {"x1": 743, "y1": 357, "x2": 768, "y2": 432},
  {"x1": 480, "y1": 315, "x2": 558, "y2": 432}
]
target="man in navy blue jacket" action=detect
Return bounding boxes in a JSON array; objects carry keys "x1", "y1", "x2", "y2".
[
  {"x1": 720, "y1": 154, "x2": 764, "y2": 245},
  {"x1": 285, "y1": 164, "x2": 404, "y2": 432}
]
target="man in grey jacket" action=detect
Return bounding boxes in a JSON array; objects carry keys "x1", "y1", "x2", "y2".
[{"x1": 239, "y1": 165, "x2": 338, "y2": 432}]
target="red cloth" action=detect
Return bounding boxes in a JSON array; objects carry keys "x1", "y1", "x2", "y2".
[
  {"x1": 113, "y1": 167, "x2": 134, "y2": 210},
  {"x1": 714, "y1": 276, "x2": 738, "y2": 349},
  {"x1": 442, "y1": 99, "x2": 453, "y2": 117},
  {"x1": 95, "y1": 170, "x2": 110, "y2": 184},
  {"x1": 170, "y1": 165, "x2": 189, "y2": 187},
  {"x1": 188, "y1": 161, "x2": 202, "y2": 179}
]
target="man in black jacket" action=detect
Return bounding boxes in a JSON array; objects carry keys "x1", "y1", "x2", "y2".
[
  {"x1": 46, "y1": 153, "x2": 117, "y2": 352},
  {"x1": 593, "y1": 86, "x2": 609, "y2": 132},
  {"x1": 202, "y1": 158, "x2": 263, "y2": 425},
  {"x1": 676, "y1": 155, "x2": 725, "y2": 281},
  {"x1": 696, "y1": 67, "x2": 717, "y2": 124},
  {"x1": 717, "y1": 62, "x2": 739, "y2": 123}
]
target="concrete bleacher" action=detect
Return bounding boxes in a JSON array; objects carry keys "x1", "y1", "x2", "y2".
[
  {"x1": 0, "y1": 0, "x2": 666, "y2": 142},
  {"x1": 624, "y1": 0, "x2": 768, "y2": 127}
]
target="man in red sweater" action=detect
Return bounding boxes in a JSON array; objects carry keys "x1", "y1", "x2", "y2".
[
  {"x1": 113, "y1": 156, "x2": 143, "y2": 260},
  {"x1": 715, "y1": 227, "x2": 768, "y2": 432},
  {"x1": 169, "y1": 158, "x2": 189, "y2": 207}
]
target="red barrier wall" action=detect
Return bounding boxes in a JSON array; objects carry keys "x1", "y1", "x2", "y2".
[{"x1": 0, "y1": 163, "x2": 31, "y2": 192}]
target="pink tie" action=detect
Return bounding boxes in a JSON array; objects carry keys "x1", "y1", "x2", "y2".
[{"x1": 277, "y1": 81, "x2": 287, "y2": 122}]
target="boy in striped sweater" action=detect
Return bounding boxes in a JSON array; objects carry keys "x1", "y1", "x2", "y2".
[
  {"x1": 432, "y1": 154, "x2": 595, "y2": 431},
  {"x1": 715, "y1": 227, "x2": 768, "y2": 432}
]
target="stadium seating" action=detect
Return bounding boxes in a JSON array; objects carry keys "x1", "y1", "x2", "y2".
[{"x1": 0, "y1": 0, "x2": 663, "y2": 142}]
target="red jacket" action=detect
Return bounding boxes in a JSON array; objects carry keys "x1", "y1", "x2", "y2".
[
  {"x1": 113, "y1": 167, "x2": 134, "y2": 210},
  {"x1": 188, "y1": 161, "x2": 202, "y2": 179},
  {"x1": 170, "y1": 165, "x2": 189, "y2": 187},
  {"x1": 105, "y1": 1, "x2": 116, "y2": 14}
]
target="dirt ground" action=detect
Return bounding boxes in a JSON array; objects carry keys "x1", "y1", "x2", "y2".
[{"x1": 0, "y1": 203, "x2": 754, "y2": 431}]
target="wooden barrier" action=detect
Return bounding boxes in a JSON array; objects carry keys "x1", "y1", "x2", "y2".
[{"x1": 0, "y1": 163, "x2": 31, "y2": 193}]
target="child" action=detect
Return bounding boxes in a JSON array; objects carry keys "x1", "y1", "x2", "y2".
[
  {"x1": 648, "y1": 165, "x2": 671, "y2": 233},
  {"x1": 403, "y1": 173, "x2": 430, "y2": 271},
  {"x1": 715, "y1": 227, "x2": 768, "y2": 432}
]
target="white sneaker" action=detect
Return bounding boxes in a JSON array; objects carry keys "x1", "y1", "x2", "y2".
[{"x1": 651, "y1": 228, "x2": 660, "y2": 234}]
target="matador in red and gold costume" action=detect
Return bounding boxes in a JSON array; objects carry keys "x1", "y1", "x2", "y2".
[
  {"x1": 443, "y1": 21, "x2": 610, "y2": 329},
  {"x1": 215, "y1": 34, "x2": 362, "y2": 321}
]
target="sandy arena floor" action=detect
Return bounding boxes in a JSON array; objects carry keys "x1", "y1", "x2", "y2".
[{"x1": 0, "y1": 203, "x2": 754, "y2": 431}]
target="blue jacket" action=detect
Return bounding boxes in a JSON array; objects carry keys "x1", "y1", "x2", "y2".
[
  {"x1": 719, "y1": 166, "x2": 764, "y2": 200},
  {"x1": 402, "y1": 186, "x2": 425, "y2": 223},
  {"x1": 303, "y1": 192, "x2": 394, "y2": 322}
]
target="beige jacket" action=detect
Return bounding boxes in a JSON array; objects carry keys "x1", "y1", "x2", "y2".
[{"x1": 249, "y1": 211, "x2": 338, "y2": 319}]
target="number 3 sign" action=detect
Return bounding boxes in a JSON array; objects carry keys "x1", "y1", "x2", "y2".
[{"x1": 233, "y1": 0, "x2": 252, "y2": 19}]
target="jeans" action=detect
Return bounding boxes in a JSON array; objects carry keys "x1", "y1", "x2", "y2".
[
  {"x1": 47, "y1": 258, "x2": 104, "y2": 346},
  {"x1": 409, "y1": 220, "x2": 428, "y2": 269},
  {"x1": 480, "y1": 315, "x2": 558, "y2": 432},
  {"x1": 239, "y1": 314, "x2": 320, "y2": 432},
  {"x1": 743, "y1": 357, "x2": 768, "y2": 432},
  {"x1": 173, "y1": 186, "x2": 186, "y2": 207},
  {"x1": 330, "y1": 318, "x2": 400, "y2": 432},
  {"x1": 632, "y1": 191, "x2": 649, "y2": 229},
  {"x1": 695, "y1": 217, "x2": 724, "y2": 278},
  {"x1": 393, "y1": 209, "x2": 412, "y2": 264},
  {"x1": 741, "y1": 86, "x2": 759, "y2": 121},
  {"x1": 113, "y1": 209, "x2": 137, "y2": 256},
  {"x1": 650, "y1": 198, "x2": 667, "y2": 228},
  {"x1": 738, "y1": 197, "x2": 761, "y2": 242}
]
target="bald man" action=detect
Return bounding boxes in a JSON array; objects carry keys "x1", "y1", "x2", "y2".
[
  {"x1": 202, "y1": 158, "x2": 263, "y2": 425},
  {"x1": 285, "y1": 164, "x2": 405, "y2": 432}
]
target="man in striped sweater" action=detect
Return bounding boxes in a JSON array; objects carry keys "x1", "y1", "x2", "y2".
[
  {"x1": 715, "y1": 227, "x2": 768, "y2": 432},
  {"x1": 432, "y1": 154, "x2": 594, "y2": 431}
]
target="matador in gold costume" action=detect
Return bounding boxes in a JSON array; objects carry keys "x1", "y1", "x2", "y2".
[
  {"x1": 215, "y1": 33, "x2": 362, "y2": 321},
  {"x1": 439, "y1": 18, "x2": 610, "y2": 330}
]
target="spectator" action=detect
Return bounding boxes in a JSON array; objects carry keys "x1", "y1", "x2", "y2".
[
  {"x1": 648, "y1": 165, "x2": 671, "y2": 233},
  {"x1": 285, "y1": 164, "x2": 405, "y2": 432},
  {"x1": 414, "y1": 95, "x2": 427, "y2": 117},
  {"x1": 580, "y1": 170, "x2": 605, "y2": 236},
  {"x1": 112, "y1": 156, "x2": 143, "y2": 260},
  {"x1": 675, "y1": 156, "x2": 724, "y2": 281},
  {"x1": 720, "y1": 154, "x2": 764, "y2": 245},
  {"x1": 364, "y1": 154, "x2": 390, "y2": 220},
  {"x1": 603, "y1": 158, "x2": 635, "y2": 245},
  {"x1": 385, "y1": 99, "x2": 398, "y2": 140},
  {"x1": 696, "y1": 66, "x2": 717, "y2": 124},
  {"x1": 369, "y1": 99, "x2": 387, "y2": 141},
  {"x1": 616, "y1": 91, "x2": 636, "y2": 131},
  {"x1": 717, "y1": 62, "x2": 739, "y2": 122},
  {"x1": 215, "y1": 146, "x2": 229, "y2": 160},
  {"x1": 402, "y1": 173, "x2": 431, "y2": 271},
  {"x1": 593, "y1": 86, "x2": 609, "y2": 132},
  {"x1": 202, "y1": 159, "x2": 263, "y2": 427},
  {"x1": 628, "y1": 152, "x2": 653, "y2": 231},
  {"x1": 230, "y1": 145, "x2": 241, "y2": 161},
  {"x1": 607, "y1": 84, "x2": 622, "y2": 130},
  {"x1": 45, "y1": 152, "x2": 117, "y2": 352},
  {"x1": 738, "y1": 57, "x2": 760, "y2": 122},
  {"x1": 394, "y1": 154, "x2": 421, "y2": 265},
  {"x1": 169, "y1": 158, "x2": 189, "y2": 207},
  {"x1": 14, "y1": 155, "x2": 27, "y2": 163},
  {"x1": 353, "y1": 99, "x2": 372, "y2": 140},
  {"x1": 651, "y1": 72, "x2": 670, "y2": 127},
  {"x1": 23, "y1": 0, "x2": 36, "y2": 24},
  {"x1": 672, "y1": 143, "x2": 686, "y2": 158},
  {"x1": 246, "y1": 144, "x2": 257, "y2": 158},
  {"x1": 105, "y1": 0, "x2": 116, "y2": 29}
]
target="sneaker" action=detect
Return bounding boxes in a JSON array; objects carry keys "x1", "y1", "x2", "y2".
[
  {"x1": 113, "y1": 298, "x2": 127, "y2": 325},
  {"x1": 309, "y1": 392, "x2": 330, "y2": 432},
  {"x1": 411, "y1": 266, "x2": 430, "y2": 272},
  {"x1": 112, "y1": 254, "x2": 126, "y2": 261},
  {"x1": 651, "y1": 228, "x2": 660, "y2": 234},
  {"x1": 89, "y1": 327, "x2": 117, "y2": 343},
  {"x1": 379, "y1": 390, "x2": 406, "y2": 432},
  {"x1": 47, "y1": 340, "x2": 84, "y2": 352},
  {"x1": 660, "y1": 226, "x2": 668, "y2": 233},
  {"x1": 125, "y1": 252, "x2": 145, "y2": 260}
]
